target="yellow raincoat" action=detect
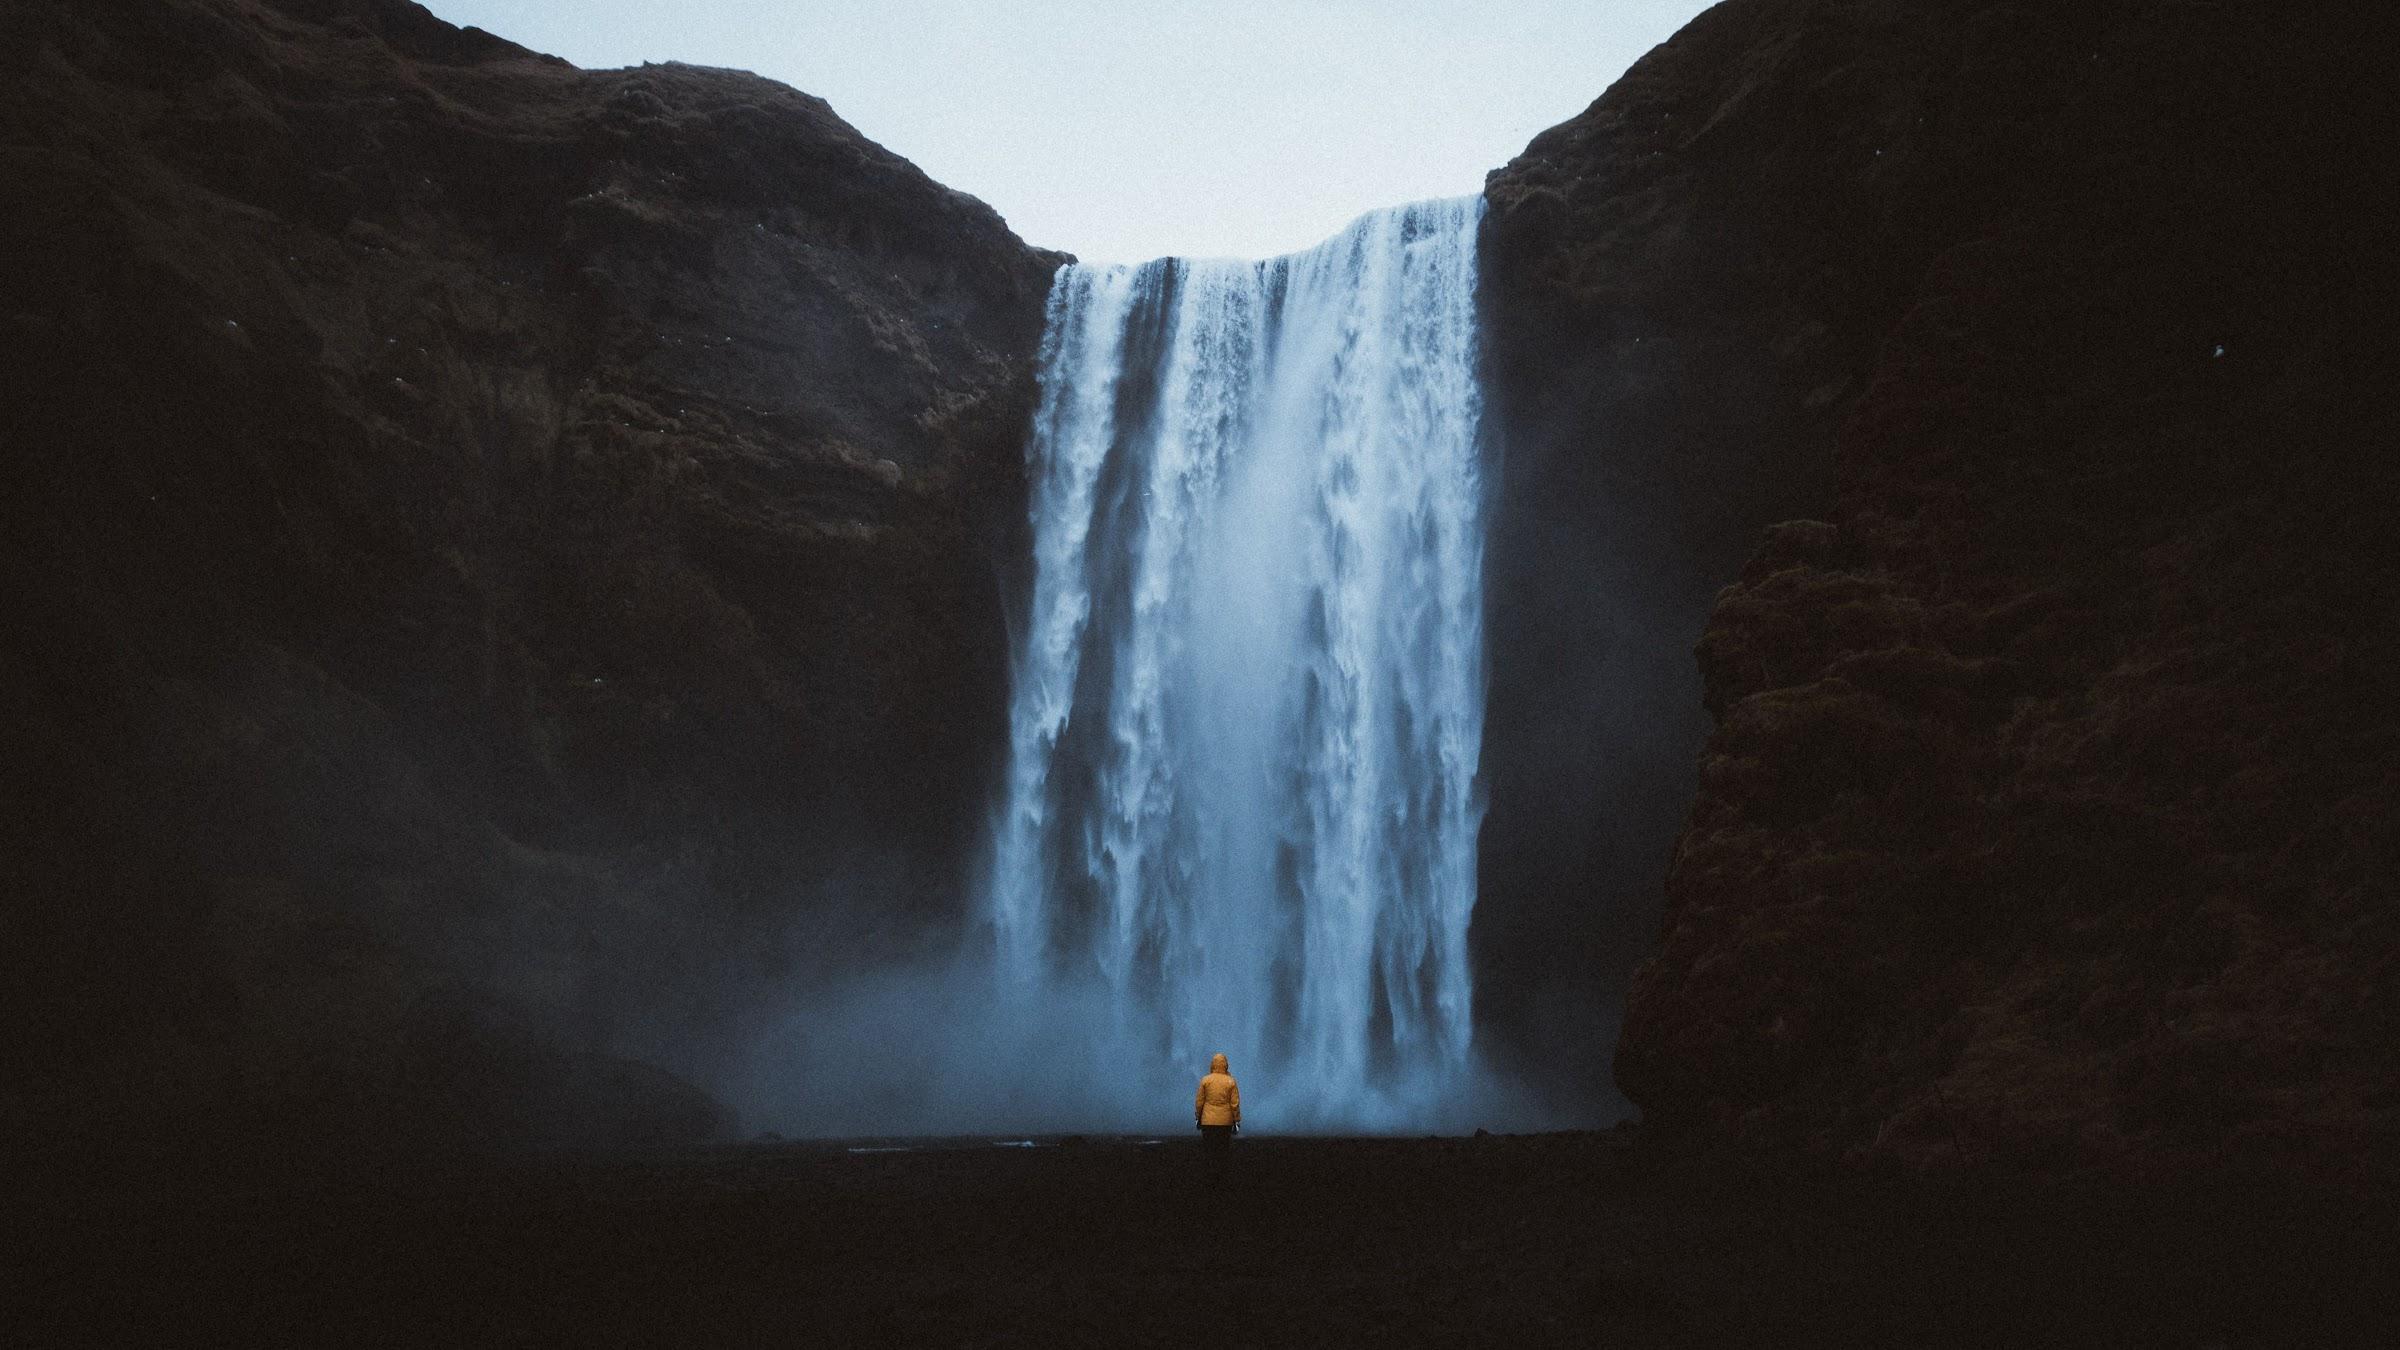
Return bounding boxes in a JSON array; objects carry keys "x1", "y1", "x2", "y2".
[{"x1": 1195, "y1": 1053, "x2": 1241, "y2": 1127}]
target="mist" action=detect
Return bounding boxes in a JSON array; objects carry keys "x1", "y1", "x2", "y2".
[
  {"x1": 716, "y1": 948, "x2": 1575, "y2": 1138},
  {"x1": 710, "y1": 198, "x2": 1564, "y2": 1140}
]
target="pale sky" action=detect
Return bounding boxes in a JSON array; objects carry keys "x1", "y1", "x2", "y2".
[{"x1": 421, "y1": 1, "x2": 1711, "y2": 263}]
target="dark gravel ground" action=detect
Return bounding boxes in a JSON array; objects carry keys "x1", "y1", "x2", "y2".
[{"x1": 16, "y1": 1131, "x2": 2395, "y2": 1347}]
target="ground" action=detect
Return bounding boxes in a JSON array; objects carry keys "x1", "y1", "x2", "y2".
[{"x1": 18, "y1": 1133, "x2": 2394, "y2": 1347}]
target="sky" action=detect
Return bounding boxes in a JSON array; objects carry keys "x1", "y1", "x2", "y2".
[{"x1": 419, "y1": 0, "x2": 1712, "y2": 263}]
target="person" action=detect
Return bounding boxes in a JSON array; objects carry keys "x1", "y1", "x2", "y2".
[{"x1": 1194, "y1": 1052, "x2": 1240, "y2": 1150}]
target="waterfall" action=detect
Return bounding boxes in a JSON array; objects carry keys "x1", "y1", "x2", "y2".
[{"x1": 988, "y1": 196, "x2": 1488, "y2": 1130}]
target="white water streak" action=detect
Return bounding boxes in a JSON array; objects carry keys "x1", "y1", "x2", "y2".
[{"x1": 989, "y1": 197, "x2": 1487, "y2": 1129}]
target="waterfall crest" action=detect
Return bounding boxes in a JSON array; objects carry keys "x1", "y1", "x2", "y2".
[{"x1": 987, "y1": 196, "x2": 1490, "y2": 1130}]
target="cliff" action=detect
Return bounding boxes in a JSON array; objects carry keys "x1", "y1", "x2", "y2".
[
  {"x1": 0, "y1": 0, "x2": 1060, "y2": 1153},
  {"x1": 1484, "y1": 0, "x2": 2393, "y2": 1175},
  {"x1": 11, "y1": 0, "x2": 2390, "y2": 1175}
]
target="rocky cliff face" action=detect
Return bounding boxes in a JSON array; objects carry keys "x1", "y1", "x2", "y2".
[
  {"x1": 13, "y1": 0, "x2": 2388, "y2": 1174},
  {"x1": 0, "y1": 0, "x2": 1060, "y2": 1153},
  {"x1": 1486, "y1": 0, "x2": 2393, "y2": 1174}
]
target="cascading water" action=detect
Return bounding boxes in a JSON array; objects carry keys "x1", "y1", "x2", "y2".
[{"x1": 987, "y1": 196, "x2": 1489, "y2": 1131}]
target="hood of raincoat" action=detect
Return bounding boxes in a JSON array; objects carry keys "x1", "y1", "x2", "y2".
[{"x1": 1196, "y1": 1052, "x2": 1241, "y2": 1126}]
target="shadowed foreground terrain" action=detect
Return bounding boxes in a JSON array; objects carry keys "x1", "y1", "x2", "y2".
[{"x1": 18, "y1": 1134, "x2": 2395, "y2": 1347}]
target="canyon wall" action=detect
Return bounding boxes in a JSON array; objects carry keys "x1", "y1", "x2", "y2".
[
  {"x1": 1483, "y1": 0, "x2": 2392, "y2": 1173},
  {"x1": 1, "y1": 0, "x2": 1059, "y2": 1153},
  {"x1": 9, "y1": 0, "x2": 2389, "y2": 1170}
]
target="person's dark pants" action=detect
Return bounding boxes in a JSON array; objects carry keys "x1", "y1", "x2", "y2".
[{"x1": 1199, "y1": 1124, "x2": 1233, "y2": 1151}]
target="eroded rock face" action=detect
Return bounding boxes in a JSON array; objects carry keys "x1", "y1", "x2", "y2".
[
  {"x1": 1490, "y1": 0, "x2": 2392, "y2": 1174},
  {"x1": 1476, "y1": 0, "x2": 1907, "y2": 1118},
  {"x1": 0, "y1": 0, "x2": 1060, "y2": 1153}
]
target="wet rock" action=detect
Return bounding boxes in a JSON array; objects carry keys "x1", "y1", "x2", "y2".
[
  {"x1": 1492, "y1": 0, "x2": 2394, "y2": 1180},
  {"x1": 0, "y1": 0, "x2": 1057, "y2": 1156}
]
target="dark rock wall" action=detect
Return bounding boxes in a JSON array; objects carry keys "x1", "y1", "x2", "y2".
[
  {"x1": 1478, "y1": 0, "x2": 1891, "y2": 1115},
  {"x1": 11, "y1": 0, "x2": 2387, "y2": 1171},
  {"x1": 0, "y1": 0, "x2": 1060, "y2": 1153},
  {"x1": 1486, "y1": 0, "x2": 2393, "y2": 1172}
]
